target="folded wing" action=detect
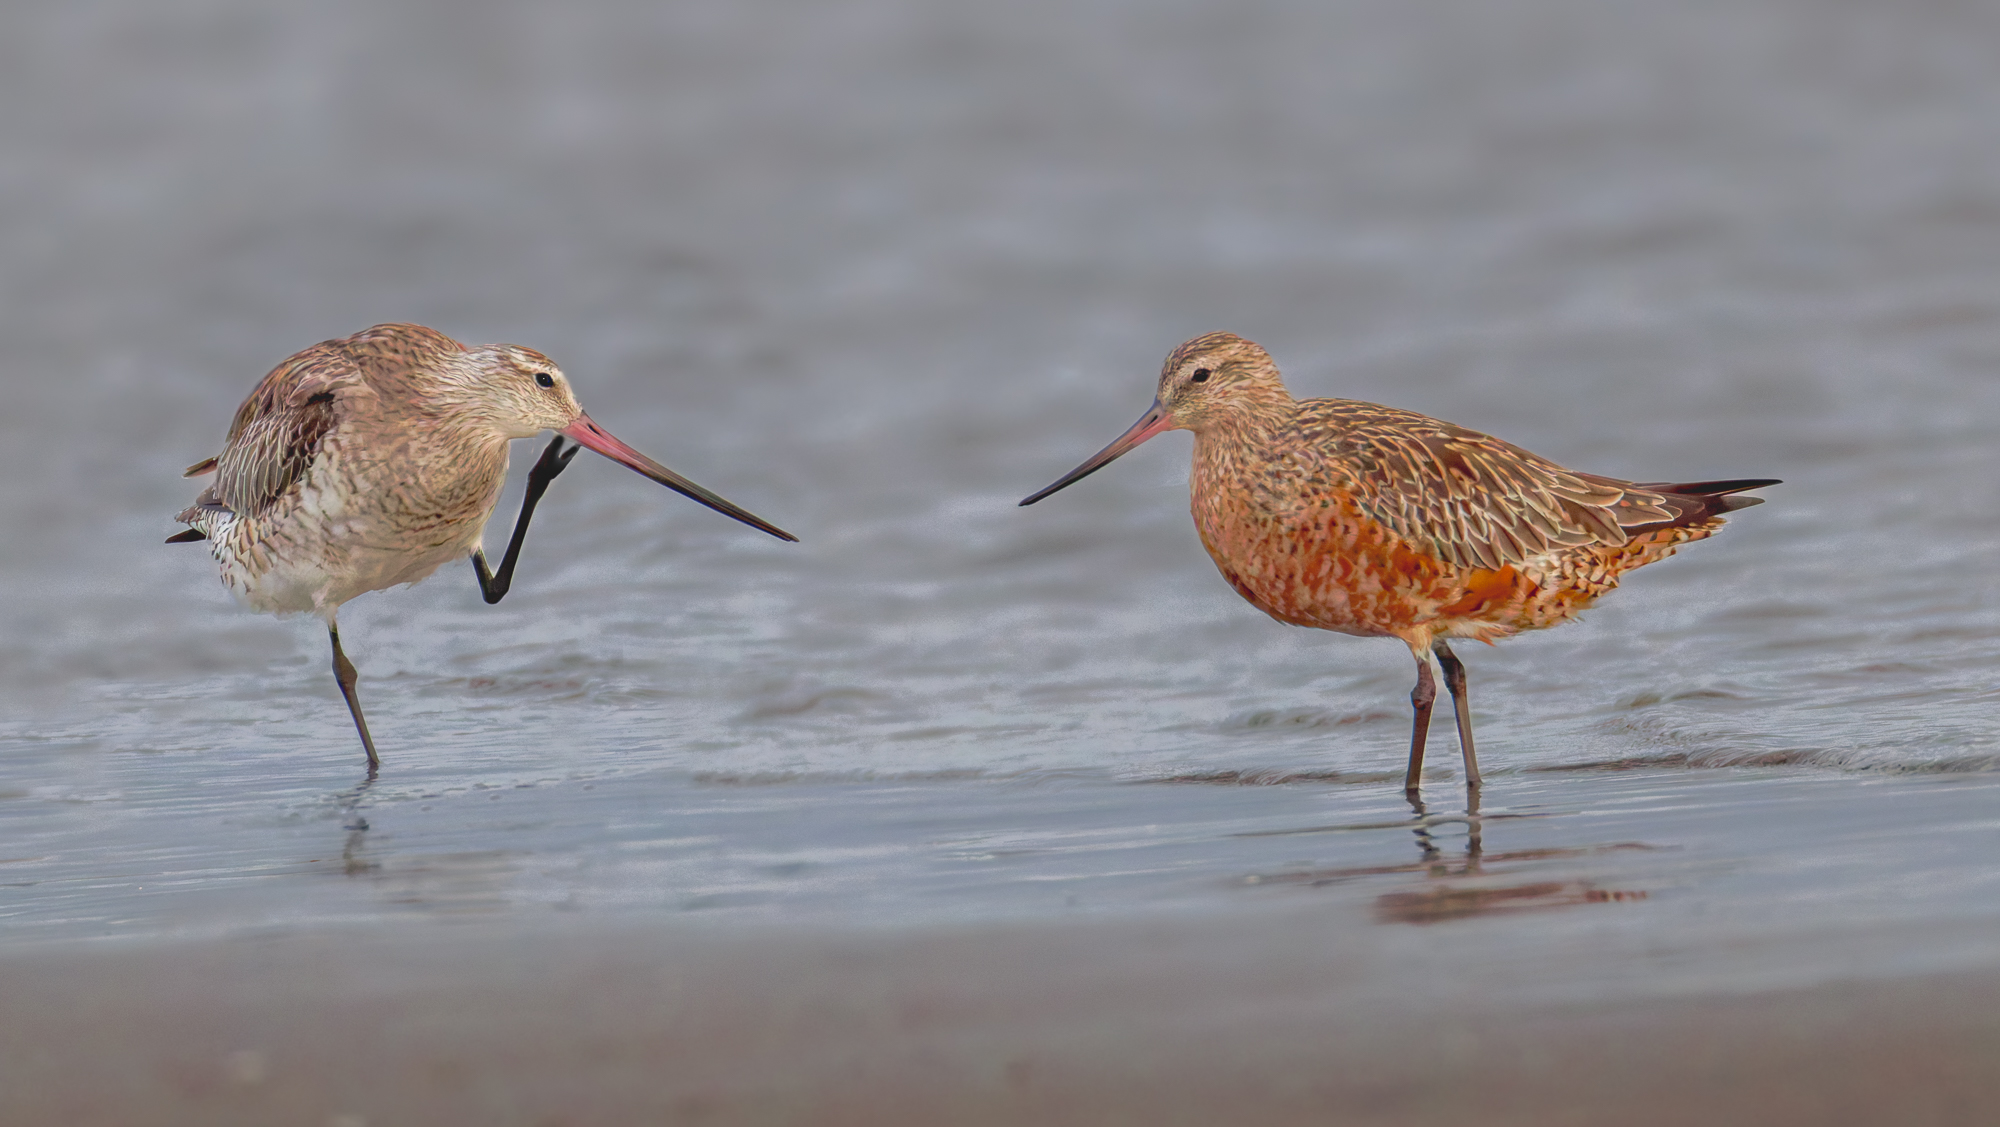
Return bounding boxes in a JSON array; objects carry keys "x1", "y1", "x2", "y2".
[
  {"x1": 177, "y1": 344, "x2": 370, "y2": 525},
  {"x1": 1314, "y1": 403, "x2": 1773, "y2": 570}
]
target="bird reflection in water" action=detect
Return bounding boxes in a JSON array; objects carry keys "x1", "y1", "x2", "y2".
[
  {"x1": 1407, "y1": 789, "x2": 1484, "y2": 873},
  {"x1": 318, "y1": 776, "x2": 521, "y2": 913},
  {"x1": 1240, "y1": 791, "x2": 1654, "y2": 925},
  {"x1": 331, "y1": 774, "x2": 379, "y2": 877}
]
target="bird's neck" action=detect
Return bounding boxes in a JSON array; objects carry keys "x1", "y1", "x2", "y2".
[
  {"x1": 1189, "y1": 398, "x2": 1301, "y2": 515},
  {"x1": 1188, "y1": 395, "x2": 1293, "y2": 457},
  {"x1": 394, "y1": 418, "x2": 514, "y2": 524},
  {"x1": 406, "y1": 379, "x2": 527, "y2": 448}
]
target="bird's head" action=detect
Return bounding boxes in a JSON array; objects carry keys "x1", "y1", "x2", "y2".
[
  {"x1": 457, "y1": 342, "x2": 795, "y2": 541},
  {"x1": 464, "y1": 345, "x2": 585, "y2": 438},
  {"x1": 1018, "y1": 332, "x2": 1291, "y2": 506},
  {"x1": 1154, "y1": 332, "x2": 1291, "y2": 430}
]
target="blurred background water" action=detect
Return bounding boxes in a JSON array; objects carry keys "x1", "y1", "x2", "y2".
[{"x1": 1, "y1": 0, "x2": 1998, "y2": 966}]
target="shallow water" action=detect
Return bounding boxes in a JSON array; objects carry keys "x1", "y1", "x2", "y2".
[{"x1": 3, "y1": 0, "x2": 2000, "y2": 995}]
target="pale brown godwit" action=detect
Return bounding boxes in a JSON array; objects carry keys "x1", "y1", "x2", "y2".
[
  {"x1": 170, "y1": 323, "x2": 796, "y2": 771},
  {"x1": 1021, "y1": 332, "x2": 1776, "y2": 793}
]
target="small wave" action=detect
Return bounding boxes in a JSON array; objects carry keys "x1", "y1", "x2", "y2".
[
  {"x1": 1616, "y1": 688, "x2": 1748, "y2": 710},
  {"x1": 464, "y1": 676, "x2": 588, "y2": 697},
  {"x1": 1216, "y1": 708, "x2": 1398, "y2": 734},
  {"x1": 1534, "y1": 749, "x2": 2000, "y2": 774},
  {"x1": 1148, "y1": 768, "x2": 1373, "y2": 786},
  {"x1": 738, "y1": 686, "x2": 888, "y2": 721},
  {"x1": 690, "y1": 767, "x2": 992, "y2": 786},
  {"x1": 1873, "y1": 754, "x2": 2000, "y2": 775}
]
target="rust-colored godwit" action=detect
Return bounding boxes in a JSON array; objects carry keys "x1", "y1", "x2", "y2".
[
  {"x1": 170, "y1": 323, "x2": 796, "y2": 771},
  {"x1": 1021, "y1": 332, "x2": 1776, "y2": 793}
]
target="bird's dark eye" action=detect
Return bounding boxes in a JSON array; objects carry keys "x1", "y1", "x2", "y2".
[
  {"x1": 1190, "y1": 368, "x2": 1211, "y2": 383},
  {"x1": 535, "y1": 372, "x2": 555, "y2": 388}
]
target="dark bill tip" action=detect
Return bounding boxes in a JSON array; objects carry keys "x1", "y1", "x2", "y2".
[
  {"x1": 560, "y1": 416, "x2": 798, "y2": 542},
  {"x1": 1019, "y1": 400, "x2": 1175, "y2": 506}
]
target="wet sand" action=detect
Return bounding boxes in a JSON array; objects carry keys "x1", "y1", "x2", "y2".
[
  {"x1": 7, "y1": 765, "x2": 2000, "y2": 1124},
  {"x1": 5, "y1": 911, "x2": 1998, "y2": 1126}
]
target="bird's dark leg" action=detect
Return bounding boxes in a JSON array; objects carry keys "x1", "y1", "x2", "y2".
[
  {"x1": 329, "y1": 620, "x2": 379, "y2": 773},
  {"x1": 1404, "y1": 656, "x2": 1437, "y2": 794},
  {"x1": 472, "y1": 435, "x2": 580, "y2": 604},
  {"x1": 1433, "y1": 640, "x2": 1481, "y2": 791}
]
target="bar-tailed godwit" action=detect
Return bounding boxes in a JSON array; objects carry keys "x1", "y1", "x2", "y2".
[
  {"x1": 1021, "y1": 332, "x2": 1775, "y2": 793},
  {"x1": 170, "y1": 323, "x2": 796, "y2": 771}
]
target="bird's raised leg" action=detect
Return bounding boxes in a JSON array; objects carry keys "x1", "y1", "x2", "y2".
[
  {"x1": 1404, "y1": 656, "x2": 1437, "y2": 794},
  {"x1": 471, "y1": 435, "x2": 580, "y2": 604},
  {"x1": 1432, "y1": 640, "x2": 1481, "y2": 791},
  {"x1": 328, "y1": 619, "x2": 379, "y2": 773}
]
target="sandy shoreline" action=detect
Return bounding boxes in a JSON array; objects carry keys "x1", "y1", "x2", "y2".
[{"x1": 5, "y1": 911, "x2": 1996, "y2": 1126}]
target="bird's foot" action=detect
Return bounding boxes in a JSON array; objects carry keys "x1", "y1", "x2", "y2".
[{"x1": 526, "y1": 434, "x2": 581, "y2": 496}]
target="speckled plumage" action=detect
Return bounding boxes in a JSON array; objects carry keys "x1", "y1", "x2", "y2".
[
  {"x1": 172, "y1": 323, "x2": 795, "y2": 770},
  {"x1": 178, "y1": 324, "x2": 528, "y2": 615},
  {"x1": 1023, "y1": 332, "x2": 1776, "y2": 792},
  {"x1": 1180, "y1": 362, "x2": 1747, "y2": 657}
]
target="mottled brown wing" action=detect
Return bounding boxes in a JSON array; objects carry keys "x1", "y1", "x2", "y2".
[
  {"x1": 1308, "y1": 402, "x2": 1686, "y2": 570},
  {"x1": 209, "y1": 344, "x2": 368, "y2": 519}
]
